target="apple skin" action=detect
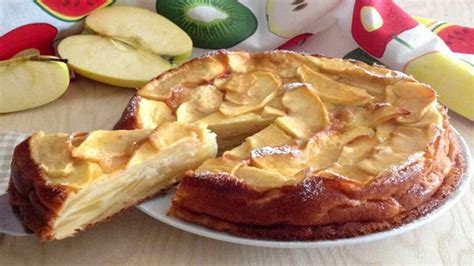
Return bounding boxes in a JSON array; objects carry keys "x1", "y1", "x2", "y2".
[
  {"x1": 70, "y1": 62, "x2": 173, "y2": 89},
  {"x1": 58, "y1": 6, "x2": 193, "y2": 88},
  {"x1": 0, "y1": 23, "x2": 57, "y2": 60}
]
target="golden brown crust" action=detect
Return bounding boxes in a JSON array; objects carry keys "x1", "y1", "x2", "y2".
[
  {"x1": 8, "y1": 137, "x2": 70, "y2": 240},
  {"x1": 113, "y1": 94, "x2": 141, "y2": 130},
  {"x1": 169, "y1": 120, "x2": 464, "y2": 240},
  {"x1": 170, "y1": 132, "x2": 464, "y2": 240}
]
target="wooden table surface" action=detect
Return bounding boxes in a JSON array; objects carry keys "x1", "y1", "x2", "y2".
[{"x1": 1, "y1": 0, "x2": 472, "y2": 265}]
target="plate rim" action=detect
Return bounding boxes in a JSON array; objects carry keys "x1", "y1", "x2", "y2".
[{"x1": 138, "y1": 129, "x2": 472, "y2": 248}]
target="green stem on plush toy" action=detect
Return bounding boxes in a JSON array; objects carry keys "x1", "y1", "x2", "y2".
[{"x1": 392, "y1": 35, "x2": 414, "y2": 50}]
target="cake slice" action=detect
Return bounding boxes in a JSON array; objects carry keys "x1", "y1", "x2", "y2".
[{"x1": 8, "y1": 122, "x2": 217, "y2": 240}]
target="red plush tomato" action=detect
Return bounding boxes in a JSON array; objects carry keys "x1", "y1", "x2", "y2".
[
  {"x1": 0, "y1": 23, "x2": 58, "y2": 60},
  {"x1": 34, "y1": 0, "x2": 114, "y2": 21},
  {"x1": 351, "y1": 0, "x2": 418, "y2": 57}
]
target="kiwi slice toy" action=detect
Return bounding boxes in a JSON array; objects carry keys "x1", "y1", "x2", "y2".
[{"x1": 157, "y1": 0, "x2": 258, "y2": 49}]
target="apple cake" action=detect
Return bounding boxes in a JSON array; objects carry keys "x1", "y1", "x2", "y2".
[
  {"x1": 115, "y1": 50, "x2": 464, "y2": 240},
  {"x1": 8, "y1": 122, "x2": 217, "y2": 240}
]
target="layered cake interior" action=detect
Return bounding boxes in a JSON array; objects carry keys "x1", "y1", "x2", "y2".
[{"x1": 9, "y1": 122, "x2": 216, "y2": 240}]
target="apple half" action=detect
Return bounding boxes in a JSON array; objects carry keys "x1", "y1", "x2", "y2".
[
  {"x1": 58, "y1": 6, "x2": 193, "y2": 88},
  {"x1": 0, "y1": 55, "x2": 69, "y2": 113}
]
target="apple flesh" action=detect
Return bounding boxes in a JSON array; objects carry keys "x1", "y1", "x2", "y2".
[
  {"x1": 58, "y1": 35, "x2": 173, "y2": 88},
  {"x1": 0, "y1": 56, "x2": 69, "y2": 113},
  {"x1": 58, "y1": 6, "x2": 193, "y2": 88},
  {"x1": 86, "y1": 6, "x2": 192, "y2": 56}
]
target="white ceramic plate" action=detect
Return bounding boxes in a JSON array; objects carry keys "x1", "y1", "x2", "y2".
[{"x1": 138, "y1": 130, "x2": 472, "y2": 248}]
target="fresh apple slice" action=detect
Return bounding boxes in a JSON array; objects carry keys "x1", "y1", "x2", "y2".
[
  {"x1": 297, "y1": 65, "x2": 373, "y2": 106},
  {"x1": 0, "y1": 56, "x2": 69, "y2": 113},
  {"x1": 85, "y1": 6, "x2": 192, "y2": 57},
  {"x1": 58, "y1": 6, "x2": 193, "y2": 88},
  {"x1": 58, "y1": 35, "x2": 172, "y2": 88}
]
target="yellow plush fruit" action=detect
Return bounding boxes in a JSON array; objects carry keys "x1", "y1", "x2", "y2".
[{"x1": 404, "y1": 52, "x2": 474, "y2": 120}]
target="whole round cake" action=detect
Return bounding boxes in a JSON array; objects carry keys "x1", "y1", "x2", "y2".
[{"x1": 115, "y1": 50, "x2": 464, "y2": 240}]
